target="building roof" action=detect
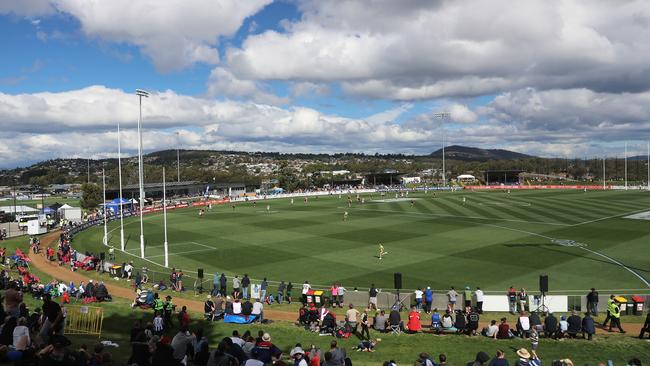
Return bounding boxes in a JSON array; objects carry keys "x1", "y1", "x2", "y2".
[{"x1": 0, "y1": 205, "x2": 39, "y2": 214}]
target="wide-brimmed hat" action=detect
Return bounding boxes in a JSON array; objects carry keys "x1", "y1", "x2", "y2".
[
  {"x1": 290, "y1": 347, "x2": 305, "y2": 357},
  {"x1": 262, "y1": 333, "x2": 271, "y2": 342},
  {"x1": 516, "y1": 348, "x2": 531, "y2": 359}
]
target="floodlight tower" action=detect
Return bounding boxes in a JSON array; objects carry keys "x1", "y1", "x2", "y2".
[
  {"x1": 117, "y1": 121, "x2": 125, "y2": 251},
  {"x1": 176, "y1": 131, "x2": 181, "y2": 183},
  {"x1": 136, "y1": 88, "x2": 149, "y2": 259},
  {"x1": 433, "y1": 112, "x2": 451, "y2": 186}
]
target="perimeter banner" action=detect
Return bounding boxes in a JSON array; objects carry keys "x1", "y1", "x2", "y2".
[{"x1": 464, "y1": 185, "x2": 610, "y2": 190}]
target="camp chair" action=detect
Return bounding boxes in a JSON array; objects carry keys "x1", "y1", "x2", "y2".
[{"x1": 390, "y1": 324, "x2": 401, "y2": 334}]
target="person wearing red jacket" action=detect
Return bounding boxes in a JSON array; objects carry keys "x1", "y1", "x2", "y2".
[{"x1": 407, "y1": 306, "x2": 421, "y2": 333}]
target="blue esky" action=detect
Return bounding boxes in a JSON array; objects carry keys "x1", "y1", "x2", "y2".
[{"x1": 0, "y1": 0, "x2": 649, "y2": 167}]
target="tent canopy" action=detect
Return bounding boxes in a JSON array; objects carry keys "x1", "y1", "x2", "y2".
[{"x1": 457, "y1": 174, "x2": 476, "y2": 180}]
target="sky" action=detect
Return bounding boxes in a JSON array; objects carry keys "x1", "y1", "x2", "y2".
[{"x1": 1, "y1": 0, "x2": 650, "y2": 168}]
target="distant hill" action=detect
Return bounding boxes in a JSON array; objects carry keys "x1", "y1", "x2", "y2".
[
  {"x1": 628, "y1": 155, "x2": 649, "y2": 161},
  {"x1": 431, "y1": 145, "x2": 532, "y2": 161}
]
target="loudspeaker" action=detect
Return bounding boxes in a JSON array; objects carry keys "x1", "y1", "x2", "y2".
[
  {"x1": 394, "y1": 272, "x2": 402, "y2": 289},
  {"x1": 539, "y1": 275, "x2": 549, "y2": 293},
  {"x1": 100, "y1": 252, "x2": 105, "y2": 261},
  {"x1": 197, "y1": 268, "x2": 204, "y2": 279}
]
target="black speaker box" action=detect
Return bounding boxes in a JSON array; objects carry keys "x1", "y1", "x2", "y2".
[
  {"x1": 394, "y1": 272, "x2": 402, "y2": 289},
  {"x1": 539, "y1": 275, "x2": 549, "y2": 293}
]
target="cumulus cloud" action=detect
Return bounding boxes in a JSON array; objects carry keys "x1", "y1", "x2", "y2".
[
  {"x1": 289, "y1": 82, "x2": 330, "y2": 98},
  {"x1": 206, "y1": 68, "x2": 289, "y2": 105},
  {"x1": 226, "y1": 0, "x2": 650, "y2": 100},
  {"x1": 3, "y1": 0, "x2": 271, "y2": 71},
  {"x1": 0, "y1": 0, "x2": 55, "y2": 16},
  {"x1": 0, "y1": 86, "x2": 440, "y2": 167},
  {"x1": 481, "y1": 88, "x2": 650, "y2": 137}
]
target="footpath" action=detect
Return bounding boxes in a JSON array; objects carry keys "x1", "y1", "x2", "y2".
[{"x1": 27, "y1": 231, "x2": 644, "y2": 334}]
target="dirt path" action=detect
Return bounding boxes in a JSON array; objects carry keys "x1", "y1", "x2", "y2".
[
  {"x1": 27, "y1": 231, "x2": 645, "y2": 333},
  {"x1": 28, "y1": 231, "x2": 298, "y2": 322}
]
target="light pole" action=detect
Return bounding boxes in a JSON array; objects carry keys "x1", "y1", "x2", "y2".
[
  {"x1": 117, "y1": 121, "x2": 125, "y2": 251},
  {"x1": 176, "y1": 131, "x2": 181, "y2": 183},
  {"x1": 136, "y1": 88, "x2": 149, "y2": 259},
  {"x1": 102, "y1": 168, "x2": 108, "y2": 246},
  {"x1": 624, "y1": 141, "x2": 627, "y2": 191},
  {"x1": 603, "y1": 157, "x2": 606, "y2": 190},
  {"x1": 433, "y1": 112, "x2": 451, "y2": 186},
  {"x1": 163, "y1": 167, "x2": 169, "y2": 267}
]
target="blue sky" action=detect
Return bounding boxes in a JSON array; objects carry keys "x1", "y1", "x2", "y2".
[{"x1": 0, "y1": 1, "x2": 649, "y2": 168}]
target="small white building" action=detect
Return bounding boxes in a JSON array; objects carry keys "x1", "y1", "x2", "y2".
[
  {"x1": 58, "y1": 204, "x2": 82, "y2": 223},
  {"x1": 401, "y1": 176, "x2": 421, "y2": 184},
  {"x1": 456, "y1": 174, "x2": 476, "y2": 182}
]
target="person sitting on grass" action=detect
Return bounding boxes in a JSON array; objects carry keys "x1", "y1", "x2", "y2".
[
  {"x1": 417, "y1": 352, "x2": 436, "y2": 366},
  {"x1": 232, "y1": 298, "x2": 242, "y2": 315},
  {"x1": 529, "y1": 311, "x2": 542, "y2": 329},
  {"x1": 407, "y1": 306, "x2": 421, "y2": 333},
  {"x1": 567, "y1": 310, "x2": 582, "y2": 338},
  {"x1": 582, "y1": 312, "x2": 596, "y2": 340},
  {"x1": 252, "y1": 298, "x2": 264, "y2": 322},
  {"x1": 454, "y1": 309, "x2": 467, "y2": 334},
  {"x1": 291, "y1": 347, "x2": 309, "y2": 366},
  {"x1": 516, "y1": 311, "x2": 531, "y2": 338},
  {"x1": 488, "y1": 350, "x2": 508, "y2": 366},
  {"x1": 253, "y1": 333, "x2": 282, "y2": 364},
  {"x1": 496, "y1": 318, "x2": 512, "y2": 339},
  {"x1": 388, "y1": 307, "x2": 402, "y2": 332},
  {"x1": 440, "y1": 310, "x2": 457, "y2": 333},
  {"x1": 541, "y1": 312, "x2": 556, "y2": 339},
  {"x1": 431, "y1": 309, "x2": 442, "y2": 333},
  {"x1": 482, "y1": 320, "x2": 499, "y2": 338},
  {"x1": 94, "y1": 281, "x2": 110, "y2": 302},
  {"x1": 466, "y1": 308, "x2": 480, "y2": 336},
  {"x1": 373, "y1": 310, "x2": 387, "y2": 333},
  {"x1": 241, "y1": 299, "x2": 253, "y2": 317},
  {"x1": 467, "y1": 351, "x2": 490, "y2": 366},
  {"x1": 514, "y1": 348, "x2": 530, "y2": 366},
  {"x1": 557, "y1": 315, "x2": 569, "y2": 338}
]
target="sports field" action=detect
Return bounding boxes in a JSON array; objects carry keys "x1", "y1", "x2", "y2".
[{"x1": 72, "y1": 190, "x2": 650, "y2": 293}]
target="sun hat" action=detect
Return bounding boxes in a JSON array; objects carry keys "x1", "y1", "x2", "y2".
[
  {"x1": 516, "y1": 348, "x2": 531, "y2": 359},
  {"x1": 290, "y1": 347, "x2": 305, "y2": 357},
  {"x1": 262, "y1": 333, "x2": 271, "y2": 342},
  {"x1": 207, "y1": 295, "x2": 211, "y2": 299}
]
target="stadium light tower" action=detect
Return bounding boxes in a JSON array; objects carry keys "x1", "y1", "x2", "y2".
[
  {"x1": 433, "y1": 112, "x2": 451, "y2": 186},
  {"x1": 102, "y1": 168, "x2": 108, "y2": 246},
  {"x1": 624, "y1": 141, "x2": 627, "y2": 191},
  {"x1": 136, "y1": 88, "x2": 149, "y2": 259},
  {"x1": 117, "y1": 121, "x2": 125, "y2": 251},
  {"x1": 163, "y1": 167, "x2": 169, "y2": 267},
  {"x1": 176, "y1": 131, "x2": 181, "y2": 183}
]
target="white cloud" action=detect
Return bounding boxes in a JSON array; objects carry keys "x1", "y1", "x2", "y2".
[
  {"x1": 20, "y1": 0, "x2": 271, "y2": 71},
  {"x1": 0, "y1": 0, "x2": 55, "y2": 16},
  {"x1": 0, "y1": 86, "x2": 439, "y2": 167},
  {"x1": 289, "y1": 82, "x2": 330, "y2": 98},
  {"x1": 449, "y1": 104, "x2": 478, "y2": 123},
  {"x1": 226, "y1": 0, "x2": 650, "y2": 100},
  {"x1": 206, "y1": 68, "x2": 289, "y2": 105}
]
